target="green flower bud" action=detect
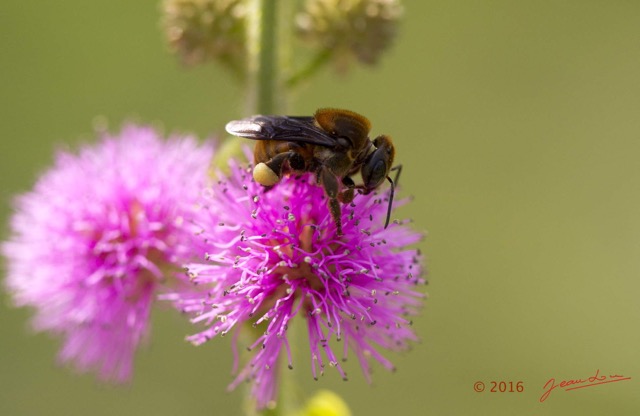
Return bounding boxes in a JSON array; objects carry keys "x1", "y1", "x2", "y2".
[
  {"x1": 296, "y1": 0, "x2": 403, "y2": 70},
  {"x1": 162, "y1": 0, "x2": 247, "y2": 75},
  {"x1": 298, "y1": 390, "x2": 353, "y2": 416}
]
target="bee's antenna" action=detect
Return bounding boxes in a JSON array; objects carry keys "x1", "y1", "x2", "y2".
[{"x1": 384, "y1": 165, "x2": 402, "y2": 229}]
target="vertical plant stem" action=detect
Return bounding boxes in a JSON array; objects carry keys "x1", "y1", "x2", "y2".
[
  {"x1": 278, "y1": 314, "x2": 302, "y2": 416},
  {"x1": 213, "y1": 0, "x2": 284, "y2": 172},
  {"x1": 246, "y1": 0, "x2": 281, "y2": 115},
  {"x1": 276, "y1": 0, "x2": 293, "y2": 113},
  {"x1": 243, "y1": 1, "x2": 300, "y2": 415}
]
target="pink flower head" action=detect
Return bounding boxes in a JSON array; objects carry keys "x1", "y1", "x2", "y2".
[
  {"x1": 167, "y1": 158, "x2": 425, "y2": 409},
  {"x1": 2, "y1": 125, "x2": 213, "y2": 382}
]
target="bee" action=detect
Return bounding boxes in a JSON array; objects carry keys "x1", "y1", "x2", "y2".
[{"x1": 225, "y1": 108, "x2": 399, "y2": 235}]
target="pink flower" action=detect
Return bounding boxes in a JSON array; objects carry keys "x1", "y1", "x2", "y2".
[
  {"x1": 166, "y1": 158, "x2": 425, "y2": 409},
  {"x1": 2, "y1": 125, "x2": 213, "y2": 382}
]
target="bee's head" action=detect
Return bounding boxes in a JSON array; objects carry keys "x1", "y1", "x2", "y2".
[{"x1": 361, "y1": 135, "x2": 395, "y2": 192}]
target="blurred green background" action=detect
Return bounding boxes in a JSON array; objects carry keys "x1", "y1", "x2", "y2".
[{"x1": 2, "y1": 1, "x2": 640, "y2": 415}]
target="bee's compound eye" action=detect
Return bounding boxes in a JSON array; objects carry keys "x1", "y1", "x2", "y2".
[
  {"x1": 363, "y1": 159, "x2": 387, "y2": 189},
  {"x1": 253, "y1": 162, "x2": 280, "y2": 186}
]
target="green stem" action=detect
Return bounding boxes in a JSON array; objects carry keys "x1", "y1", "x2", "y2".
[
  {"x1": 277, "y1": 315, "x2": 300, "y2": 416},
  {"x1": 213, "y1": 0, "x2": 285, "y2": 172},
  {"x1": 286, "y1": 48, "x2": 332, "y2": 89},
  {"x1": 243, "y1": 1, "x2": 300, "y2": 415},
  {"x1": 246, "y1": 0, "x2": 281, "y2": 115}
]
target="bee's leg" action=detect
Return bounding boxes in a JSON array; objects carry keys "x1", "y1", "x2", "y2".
[
  {"x1": 382, "y1": 165, "x2": 402, "y2": 228},
  {"x1": 338, "y1": 176, "x2": 356, "y2": 204},
  {"x1": 390, "y1": 164, "x2": 402, "y2": 187},
  {"x1": 318, "y1": 166, "x2": 343, "y2": 236}
]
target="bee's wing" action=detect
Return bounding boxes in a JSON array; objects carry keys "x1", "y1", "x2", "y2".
[{"x1": 225, "y1": 115, "x2": 337, "y2": 147}]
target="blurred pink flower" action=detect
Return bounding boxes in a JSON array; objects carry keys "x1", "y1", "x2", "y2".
[
  {"x1": 166, "y1": 159, "x2": 425, "y2": 408},
  {"x1": 2, "y1": 125, "x2": 214, "y2": 382}
]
